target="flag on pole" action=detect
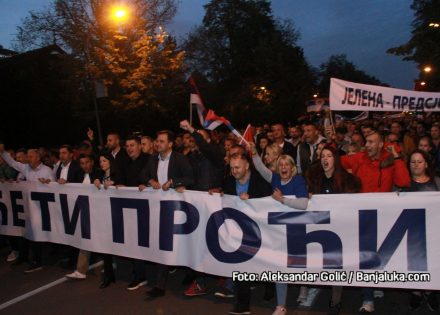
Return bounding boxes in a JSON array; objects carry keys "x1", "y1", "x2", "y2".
[
  {"x1": 204, "y1": 109, "x2": 231, "y2": 130},
  {"x1": 204, "y1": 110, "x2": 249, "y2": 146},
  {"x1": 239, "y1": 124, "x2": 255, "y2": 146},
  {"x1": 187, "y1": 77, "x2": 249, "y2": 146},
  {"x1": 189, "y1": 77, "x2": 206, "y2": 127}
]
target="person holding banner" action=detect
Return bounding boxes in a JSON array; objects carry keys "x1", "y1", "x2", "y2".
[
  {"x1": 249, "y1": 144, "x2": 308, "y2": 315},
  {"x1": 223, "y1": 152, "x2": 272, "y2": 315},
  {"x1": 66, "y1": 153, "x2": 104, "y2": 281},
  {"x1": 341, "y1": 131, "x2": 410, "y2": 313},
  {"x1": 139, "y1": 130, "x2": 194, "y2": 299},
  {"x1": 403, "y1": 149, "x2": 439, "y2": 311},
  {"x1": 93, "y1": 151, "x2": 123, "y2": 288},
  {"x1": 263, "y1": 144, "x2": 283, "y2": 172},
  {"x1": 0, "y1": 144, "x2": 55, "y2": 272},
  {"x1": 307, "y1": 146, "x2": 361, "y2": 315}
]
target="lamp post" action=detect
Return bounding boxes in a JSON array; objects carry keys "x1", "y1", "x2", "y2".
[{"x1": 89, "y1": 5, "x2": 129, "y2": 147}]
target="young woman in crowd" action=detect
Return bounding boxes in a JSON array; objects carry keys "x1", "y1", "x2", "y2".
[
  {"x1": 256, "y1": 134, "x2": 271, "y2": 157},
  {"x1": 250, "y1": 144, "x2": 309, "y2": 315},
  {"x1": 306, "y1": 146, "x2": 361, "y2": 315},
  {"x1": 263, "y1": 143, "x2": 283, "y2": 172},
  {"x1": 403, "y1": 149, "x2": 439, "y2": 311}
]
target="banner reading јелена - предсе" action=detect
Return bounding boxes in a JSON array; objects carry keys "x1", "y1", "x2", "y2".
[{"x1": 330, "y1": 78, "x2": 440, "y2": 112}]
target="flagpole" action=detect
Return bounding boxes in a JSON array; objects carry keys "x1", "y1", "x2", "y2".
[
  {"x1": 190, "y1": 102, "x2": 193, "y2": 126},
  {"x1": 328, "y1": 110, "x2": 336, "y2": 135}
]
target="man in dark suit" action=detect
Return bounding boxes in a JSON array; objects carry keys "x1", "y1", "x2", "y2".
[
  {"x1": 139, "y1": 130, "x2": 194, "y2": 298},
  {"x1": 55, "y1": 145, "x2": 85, "y2": 268},
  {"x1": 223, "y1": 153, "x2": 272, "y2": 315},
  {"x1": 116, "y1": 135, "x2": 151, "y2": 291},
  {"x1": 56, "y1": 145, "x2": 83, "y2": 184},
  {"x1": 66, "y1": 153, "x2": 103, "y2": 280},
  {"x1": 140, "y1": 130, "x2": 194, "y2": 192}
]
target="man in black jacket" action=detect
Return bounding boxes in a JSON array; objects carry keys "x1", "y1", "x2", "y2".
[
  {"x1": 271, "y1": 123, "x2": 296, "y2": 159},
  {"x1": 223, "y1": 153, "x2": 272, "y2": 315},
  {"x1": 139, "y1": 130, "x2": 194, "y2": 298},
  {"x1": 179, "y1": 120, "x2": 225, "y2": 296},
  {"x1": 55, "y1": 145, "x2": 83, "y2": 184},
  {"x1": 179, "y1": 120, "x2": 224, "y2": 191},
  {"x1": 140, "y1": 130, "x2": 194, "y2": 192},
  {"x1": 55, "y1": 144, "x2": 84, "y2": 268},
  {"x1": 66, "y1": 153, "x2": 103, "y2": 280},
  {"x1": 117, "y1": 135, "x2": 152, "y2": 291}
]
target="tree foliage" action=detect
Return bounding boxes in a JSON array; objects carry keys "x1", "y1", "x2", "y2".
[
  {"x1": 14, "y1": 0, "x2": 185, "y2": 109},
  {"x1": 387, "y1": 0, "x2": 440, "y2": 91},
  {"x1": 184, "y1": 0, "x2": 315, "y2": 125},
  {"x1": 318, "y1": 54, "x2": 384, "y2": 95}
]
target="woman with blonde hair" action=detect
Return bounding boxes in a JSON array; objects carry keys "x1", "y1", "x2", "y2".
[
  {"x1": 250, "y1": 145, "x2": 309, "y2": 315},
  {"x1": 263, "y1": 143, "x2": 283, "y2": 172}
]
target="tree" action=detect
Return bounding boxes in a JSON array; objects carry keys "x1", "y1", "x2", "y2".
[
  {"x1": 387, "y1": 0, "x2": 440, "y2": 91},
  {"x1": 318, "y1": 54, "x2": 384, "y2": 95},
  {"x1": 184, "y1": 0, "x2": 315, "y2": 125},
  {"x1": 14, "y1": 0, "x2": 185, "y2": 110}
]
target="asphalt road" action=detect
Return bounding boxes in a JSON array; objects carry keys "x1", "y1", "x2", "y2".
[{"x1": 0, "y1": 242, "x2": 437, "y2": 315}]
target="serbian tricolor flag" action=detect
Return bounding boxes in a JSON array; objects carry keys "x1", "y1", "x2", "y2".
[
  {"x1": 189, "y1": 76, "x2": 206, "y2": 127},
  {"x1": 204, "y1": 109, "x2": 231, "y2": 130},
  {"x1": 204, "y1": 110, "x2": 248, "y2": 145},
  {"x1": 188, "y1": 77, "x2": 249, "y2": 145}
]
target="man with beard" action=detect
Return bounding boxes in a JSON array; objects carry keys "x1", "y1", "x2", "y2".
[
  {"x1": 341, "y1": 132, "x2": 410, "y2": 312},
  {"x1": 138, "y1": 130, "x2": 194, "y2": 298}
]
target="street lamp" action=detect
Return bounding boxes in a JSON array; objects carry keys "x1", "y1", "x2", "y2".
[
  {"x1": 429, "y1": 22, "x2": 439, "y2": 28},
  {"x1": 110, "y1": 5, "x2": 129, "y2": 23},
  {"x1": 423, "y1": 66, "x2": 432, "y2": 73},
  {"x1": 88, "y1": 5, "x2": 130, "y2": 147}
]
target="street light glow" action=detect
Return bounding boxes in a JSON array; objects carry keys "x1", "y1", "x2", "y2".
[
  {"x1": 423, "y1": 66, "x2": 432, "y2": 73},
  {"x1": 115, "y1": 10, "x2": 126, "y2": 18},
  {"x1": 111, "y1": 6, "x2": 128, "y2": 22},
  {"x1": 429, "y1": 22, "x2": 439, "y2": 28},
  {"x1": 420, "y1": 81, "x2": 426, "y2": 86}
]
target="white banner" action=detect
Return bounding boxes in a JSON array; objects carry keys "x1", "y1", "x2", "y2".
[
  {"x1": 330, "y1": 78, "x2": 440, "y2": 112},
  {"x1": 0, "y1": 182, "x2": 438, "y2": 290}
]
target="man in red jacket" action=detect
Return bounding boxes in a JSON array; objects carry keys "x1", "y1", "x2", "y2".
[
  {"x1": 341, "y1": 132, "x2": 410, "y2": 192},
  {"x1": 341, "y1": 131, "x2": 410, "y2": 312}
]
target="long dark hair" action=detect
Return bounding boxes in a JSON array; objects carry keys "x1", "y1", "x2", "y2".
[
  {"x1": 98, "y1": 150, "x2": 116, "y2": 171},
  {"x1": 256, "y1": 133, "x2": 271, "y2": 156},
  {"x1": 98, "y1": 150, "x2": 122, "y2": 183},
  {"x1": 306, "y1": 145, "x2": 361, "y2": 194}
]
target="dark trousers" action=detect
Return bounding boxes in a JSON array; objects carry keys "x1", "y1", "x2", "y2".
[
  {"x1": 8, "y1": 236, "x2": 20, "y2": 251},
  {"x1": 102, "y1": 254, "x2": 115, "y2": 278},
  {"x1": 155, "y1": 264, "x2": 168, "y2": 290},
  {"x1": 132, "y1": 259, "x2": 146, "y2": 281},
  {"x1": 29, "y1": 241, "x2": 42, "y2": 264},
  {"x1": 235, "y1": 281, "x2": 251, "y2": 309}
]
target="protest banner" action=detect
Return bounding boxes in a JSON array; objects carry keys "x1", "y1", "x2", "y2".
[
  {"x1": 0, "y1": 182, "x2": 438, "y2": 289},
  {"x1": 330, "y1": 78, "x2": 440, "y2": 112}
]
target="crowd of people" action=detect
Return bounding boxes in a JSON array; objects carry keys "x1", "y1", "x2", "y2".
[{"x1": 1, "y1": 111, "x2": 440, "y2": 315}]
